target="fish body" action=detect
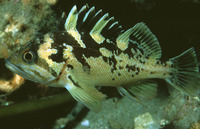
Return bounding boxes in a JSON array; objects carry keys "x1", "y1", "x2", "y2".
[{"x1": 5, "y1": 5, "x2": 200, "y2": 112}]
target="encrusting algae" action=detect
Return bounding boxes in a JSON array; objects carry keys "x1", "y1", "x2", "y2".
[
  {"x1": 0, "y1": 0, "x2": 57, "y2": 93},
  {"x1": 5, "y1": 4, "x2": 200, "y2": 112}
]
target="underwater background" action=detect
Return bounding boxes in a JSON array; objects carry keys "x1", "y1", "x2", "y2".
[{"x1": 0, "y1": 0, "x2": 200, "y2": 129}]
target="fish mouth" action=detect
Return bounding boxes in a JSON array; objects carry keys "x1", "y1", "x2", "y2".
[{"x1": 5, "y1": 59, "x2": 32, "y2": 80}]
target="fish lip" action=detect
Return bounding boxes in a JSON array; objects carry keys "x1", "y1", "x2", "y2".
[{"x1": 5, "y1": 59, "x2": 32, "y2": 80}]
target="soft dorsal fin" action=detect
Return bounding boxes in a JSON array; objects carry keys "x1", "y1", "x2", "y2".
[
  {"x1": 117, "y1": 22, "x2": 162, "y2": 59},
  {"x1": 132, "y1": 22, "x2": 162, "y2": 58}
]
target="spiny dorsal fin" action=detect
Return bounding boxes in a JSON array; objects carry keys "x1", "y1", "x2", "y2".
[
  {"x1": 90, "y1": 14, "x2": 115, "y2": 44},
  {"x1": 116, "y1": 27, "x2": 135, "y2": 51},
  {"x1": 117, "y1": 22, "x2": 162, "y2": 59},
  {"x1": 78, "y1": 5, "x2": 123, "y2": 44},
  {"x1": 65, "y1": 5, "x2": 78, "y2": 32},
  {"x1": 65, "y1": 5, "x2": 123, "y2": 46},
  {"x1": 64, "y1": 5, "x2": 86, "y2": 48}
]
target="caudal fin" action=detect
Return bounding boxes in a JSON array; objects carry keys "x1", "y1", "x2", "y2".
[{"x1": 166, "y1": 47, "x2": 200, "y2": 96}]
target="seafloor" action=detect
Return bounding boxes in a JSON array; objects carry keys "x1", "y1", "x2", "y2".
[{"x1": 0, "y1": 0, "x2": 200, "y2": 129}]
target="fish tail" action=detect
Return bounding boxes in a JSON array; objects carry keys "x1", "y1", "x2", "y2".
[{"x1": 166, "y1": 47, "x2": 200, "y2": 96}]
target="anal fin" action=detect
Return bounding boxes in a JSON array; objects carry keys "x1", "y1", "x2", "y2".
[
  {"x1": 117, "y1": 80, "x2": 158, "y2": 101},
  {"x1": 65, "y1": 82, "x2": 106, "y2": 112}
]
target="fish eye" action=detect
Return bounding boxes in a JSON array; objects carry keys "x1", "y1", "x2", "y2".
[{"x1": 23, "y1": 51, "x2": 36, "y2": 63}]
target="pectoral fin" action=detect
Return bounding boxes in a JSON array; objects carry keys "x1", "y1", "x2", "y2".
[
  {"x1": 65, "y1": 82, "x2": 106, "y2": 112},
  {"x1": 117, "y1": 80, "x2": 158, "y2": 101}
]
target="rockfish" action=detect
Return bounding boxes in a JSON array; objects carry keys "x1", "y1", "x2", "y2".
[{"x1": 5, "y1": 5, "x2": 200, "y2": 112}]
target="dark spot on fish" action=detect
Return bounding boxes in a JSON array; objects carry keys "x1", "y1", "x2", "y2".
[
  {"x1": 123, "y1": 39, "x2": 144, "y2": 59},
  {"x1": 139, "y1": 60, "x2": 145, "y2": 64},
  {"x1": 137, "y1": 67, "x2": 140, "y2": 72},
  {"x1": 74, "y1": 47, "x2": 101, "y2": 59},
  {"x1": 140, "y1": 49, "x2": 144, "y2": 55},
  {"x1": 118, "y1": 73, "x2": 121, "y2": 76},
  {"x1": 67, "y1": 64, "x2": 73, "y2": 69},
  {"x1": 150, "y1": 71, "x2": 155, "y2": 74},
  {"x1": 83, "y1": 65, "x2": 91, "y2": 74},
  {"x1": 111, "y1": 67, "x2": 115, "y2": 73},
  {"x1": 112, "y1": 78, "x2": 115, "y2": 81},
  {"x1": 156, "y1": 61, "x2": 160, "y2": 65},
  {"x1": 102, "y1": 56, "x2": 113, "y2": 66},
  {"x1": 125, "y1": 65, "x2": 136, "y2": 72},
  {"x1": 102, "y1": 56, "x2": 107, "y2": 62},
  {"x1": 52, "y1": 31, "x2": 81, "y2": 47},
  {"x1": 73, "y1": 46, "x2": 100, "y2": 73},
  {"x1": 68, "y1": 75, "x2": 81, "y2": 88},
  {"x1": 102, "y1": 56, "x2": 117, "y2": 73},
  {"x1": 138, "y1": 55, "x2": 142, "y2": 58},
  {"x1": 119, "y1": 60, "x2": 123, "y2": 62},
  {"x1": 51, "y1": 69, "x2": 57, "y2": 77},
  {"x1": 49, "y1": 48, "x2": 64, "y2": 63},
  {"x1": 131, "y1": 74, "x2": 134, "y2": 77},
  {"x1": 47, "y1": 32, "x2": 80, "y2": 62},
  {"x1": 135, "y1": 67, "x2": 140, "y2": 75},
  {"x1": 119, "y1": 66, "x2": 123, "y2": 70},
  {"x1": 109, "y1": 60, "x2": 113, "y2": 65}
]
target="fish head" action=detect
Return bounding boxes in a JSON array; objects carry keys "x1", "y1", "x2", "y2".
[{"x1": 5, "y1": 38, "x2": 58, "y2": 84}]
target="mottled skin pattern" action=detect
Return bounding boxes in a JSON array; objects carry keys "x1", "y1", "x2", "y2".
[
  {"x1": 5, "y1": 5, "x2": 200, "y2": 111},
  {"x1": 37, "y1": 30, "x2": 170, "y2": 89}
]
